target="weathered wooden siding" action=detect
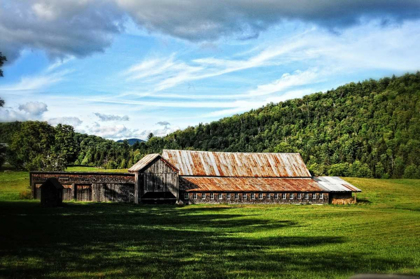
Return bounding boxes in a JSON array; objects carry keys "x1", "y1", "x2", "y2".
[
  {"x1": 182, "y1": 192, "x2": 329, "y2": 205},
  {"x1": 140, "y1": 158, "x2": 179, "y2": 200},
  {"x1": 31, "y1": 172, "x2": 135, "y2": 203}
]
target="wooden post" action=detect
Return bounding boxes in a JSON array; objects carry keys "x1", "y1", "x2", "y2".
[
  {"x1": 175, "y1": 174, "x2": 179, "y2": 201},
  {"x1": 30, "y1": 172, "x2": 35, "y2": 199},
  {"x1": 134, "y1": 173, "x2": 139, "y2": 204},
  {"x1": 72, "y1": 183, "x2": 76, "y2": 200}
]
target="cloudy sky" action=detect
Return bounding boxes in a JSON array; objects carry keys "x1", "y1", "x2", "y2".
[{"x1": 1, "y1": 0, "x2": 420, "y2": 140}]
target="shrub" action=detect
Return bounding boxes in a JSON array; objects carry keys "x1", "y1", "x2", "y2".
[
  {"x1": 328, "y1": 163, "x2": 351, "y2": 176},
  {"x1": 19, "y1": 190, "x2": 32, "y2": 200},
  {"x1": 403, "y1": 165, "x2": 420, "y2": 179}
]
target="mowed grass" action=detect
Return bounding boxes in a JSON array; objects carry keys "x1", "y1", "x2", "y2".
[{"x1": 0, "y1": 169, "x2": 419, "y2": 278}]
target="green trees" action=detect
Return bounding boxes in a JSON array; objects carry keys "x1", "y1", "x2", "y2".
[
  {"x1": 54, "y1": 124, "x2": 78, "y2": 163},
  {"x1": 0, "y1": 53, "x2": 5, "y2": 168},
  {"x1": 5, "y1": 122, "x2": 78, "y2": 171},
  {"x1": 135, "y1": 73, "x2": 420, "y2": 178},
  {"x1": 1, "y1": 73, "x2": 419, "y2": 177},
  {"x1": 9, "y1": 121, "x2": 57, "y2": 170}
]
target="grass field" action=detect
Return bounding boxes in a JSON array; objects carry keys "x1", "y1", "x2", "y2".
[{"x1": 0, "y1": 168, "x2": 419, "y2": 278}]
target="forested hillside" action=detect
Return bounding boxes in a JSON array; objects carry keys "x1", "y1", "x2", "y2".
[
  {"x1": 141, "y1": 73, "x2": 420, "y2": 178},
  {"x1": 1, "y1": 73, "x2": 419, "y2": 178}
]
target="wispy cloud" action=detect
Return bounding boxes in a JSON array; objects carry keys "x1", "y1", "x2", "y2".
[
  {"x1": 0, "y1": 70, "x2": 72, "y2": 92},
  {"x1": 246, "y1": 69, "x2": 321, "y2": 97},
  {"x1": 123, "y1": 36, "x2": 308, "y2": 93}
]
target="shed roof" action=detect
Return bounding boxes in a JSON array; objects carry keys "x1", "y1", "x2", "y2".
[
  {"x1": 162, "y1": 150, "x2": 311, "y2": 178},
  {"x1": 314, "y1": 177, "x2": 361, "y2": 192},
  {"x1": 128, "y1": 154, "x2": 178, "y2": 173},
  {"x1": 128, "y1": 154, "x2": 160, "y2": 172},
  {"x1": 181, "y1": 177, "x2": 324, "y2": 192}
]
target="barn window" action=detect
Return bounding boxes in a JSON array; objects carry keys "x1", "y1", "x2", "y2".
[
  {"x1": 227, "y1": 193, "x2": 231, "y2": 199},
  {"x1": 313, "y1": 193, "x2": 317, "y2": 199},
  {"x1": 193, "y1": 193, "x2": 197, "y2": 199},
  {"x1": 243, "y1": 193, "x2": 247, "y2": 200},
  {"x1": 210, "y1": 193, "x2": 214, "y2": 199},
  {"x1": 282, "y1": 193, "x2": 286, "y2": 199},
  {"x1": 274, "y1": 193, "x2": 279, "y2": 199},
  {"x1": 235, "y1": 193, "x2": 239, "y2": 199},
  {"x1": 202, "y1": 193, "x2": 206, "y2": 199},
  {"x1": 184, "y1": 193, "x2": 189, "y2": 199},
  {"x1": 218, "y1": 193, "x2": 223, "y2": 200},
  {"x1": 297, "y1": 193, "x2": 302, "y2": 199},
  {"x1": 290, "y1": 193, "x2": 294, "y2": 200},
  {"x1": 267, "y1": 193, "x2": 271, "y2": 198},
  {"x1": 320, "y1": 193, "x2": 324, "y2": 199},
  {"x1": 305, "y1": 193, "x2": 309, "y2": 199},
  {"x1": 259, "y1": 193, "x2": 263, "y2": 199},
  {"x1": 251, "y1": 193, "x2": 255, "y2": 199}
]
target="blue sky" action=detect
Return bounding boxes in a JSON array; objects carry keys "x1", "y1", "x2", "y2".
[{"x1": 1, "y1": 1, "x2": 420, "y2": 140}]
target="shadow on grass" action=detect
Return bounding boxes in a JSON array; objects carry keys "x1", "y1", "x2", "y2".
[
  {"x1": 356, "y1": 198, "x2": 372, "y2": 205},
  {"x1": 0, "y1": 201, "x2": 413, "y2": 278}
]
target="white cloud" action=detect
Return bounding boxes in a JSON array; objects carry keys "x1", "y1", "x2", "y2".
[
  {"x1": 94, "y1": 113, "x2": 129, "y2": 121},
  {"x1": 18, "y1": 101, "x2": 48, "y2": 116},
  {"x1": 139, "y1": 125, "x2": 179, "y2": 138},
  {"x1": 0, "y1": 108, "x2": 28, "y2": 122},
  {"x1": 86, "y1": 122, "x2": 140, "y2": 139},
  {"x1": 48, "y1": 117, "x2": 83, "y2": 127},
  {"x1": 156, "y1": 121, "x2": 170, "y2": 128},
  {"x1": 0, "y1": 101, "x2": 48, "y2": 121}
]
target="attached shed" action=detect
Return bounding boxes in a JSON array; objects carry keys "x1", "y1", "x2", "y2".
[
  {"x1": 128, "y1": 154, "x2": 179, "y2": 203},
  {"x1": 314, "y1": 177, "x2": 362, "y2": 204},
  {"x1": 40, "y1": 178, "x2": 64, "y2": 207}
]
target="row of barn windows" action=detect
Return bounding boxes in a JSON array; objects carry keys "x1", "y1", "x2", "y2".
[{"x1": 186, "y1": 192, "x2": 324, "y2": 200}]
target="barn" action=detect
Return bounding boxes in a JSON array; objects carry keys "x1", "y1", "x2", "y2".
[
  {"x1": 31, "y1": 149, "x2": 361, "y2": 204},
  {"x1": 128, "y1": 150, "x2": 361, "y2": 204}
]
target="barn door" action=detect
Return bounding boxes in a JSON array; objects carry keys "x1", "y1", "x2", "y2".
[{"x1": 76, "y1": 184, "x2": 92, "y2": 201}]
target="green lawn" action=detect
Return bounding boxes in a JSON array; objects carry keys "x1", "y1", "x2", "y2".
[{"x1": 0, "y1": 169, "x2": 419, "y2": 278}]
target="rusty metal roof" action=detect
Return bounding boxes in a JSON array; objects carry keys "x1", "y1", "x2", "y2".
[
  {"x1": 128, "y1": 154, "x2": 160, "y2": 172},
  {"x1": 162, "y1": 150, "x2": 311, "y2": 178},
  {"x1": 314, "y1": 177, "x2": 361, "y2": 192},
  {"x1": 181, "y1": 177, "x2": 324, "y2": 192}
]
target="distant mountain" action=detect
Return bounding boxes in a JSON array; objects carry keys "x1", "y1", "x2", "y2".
[{"x1": 117, "y1": 138, "x2": 145, "y2": 145}]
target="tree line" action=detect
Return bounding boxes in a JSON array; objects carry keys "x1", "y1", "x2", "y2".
[{"x1": 1, "y1": 72, "x2": 419, "y2": 178}]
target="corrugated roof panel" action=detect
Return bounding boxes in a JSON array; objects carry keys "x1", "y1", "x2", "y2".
[
  {"x1": 181, "y1": 177, "x2": 324, "y2": 192},
  {"x1": 314, "y1": 177, "x2": 361, "y2": 192},
  {"x1": 162, "y1": 150, "x2": 311, "y2": 178}
]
